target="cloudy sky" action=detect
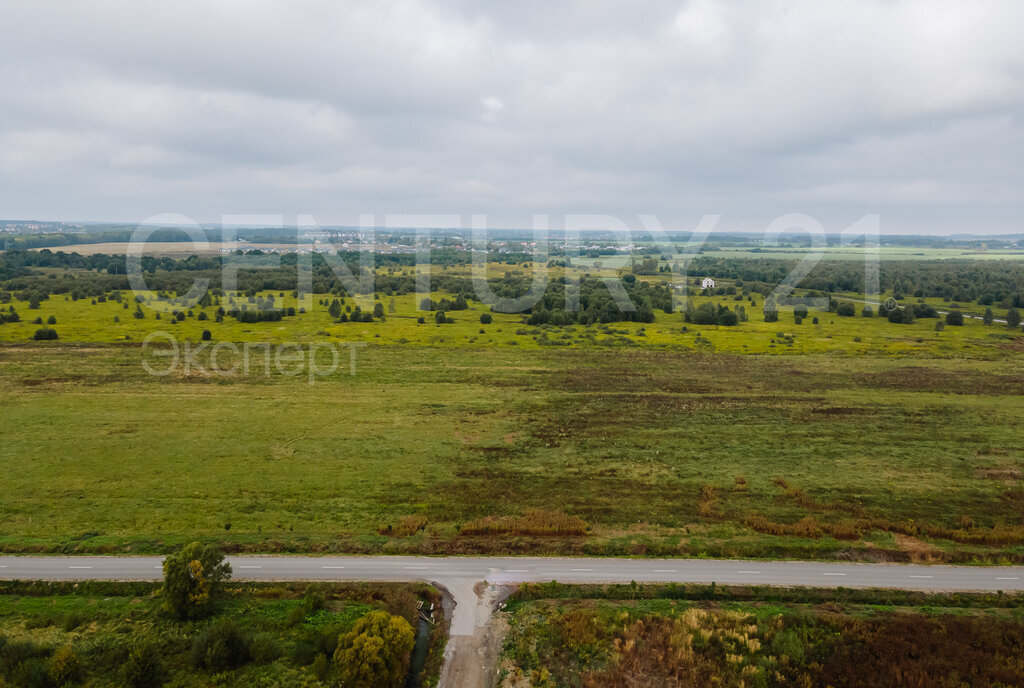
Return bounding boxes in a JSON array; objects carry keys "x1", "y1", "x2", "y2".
[{"x1": 1, "y1": 0, "x2": 1022, "y2": 234}]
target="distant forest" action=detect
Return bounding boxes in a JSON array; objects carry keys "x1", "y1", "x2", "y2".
[{"x1": 1, "y1": 250, "x2": 1023, "y2": 317}]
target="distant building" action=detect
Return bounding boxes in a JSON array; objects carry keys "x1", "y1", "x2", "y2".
[{"x1": 701, "y1": 277, "x2": 716, "y2": 289}]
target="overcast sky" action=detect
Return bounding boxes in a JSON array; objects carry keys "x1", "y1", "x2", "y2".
[{"x1": 1, "y1": 1, "x2": 1022, "y2": 234}]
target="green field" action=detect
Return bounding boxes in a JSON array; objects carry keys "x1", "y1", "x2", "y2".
[
  {"x1": 2, "y1": 344, "x2": 1023, "y2": 561},
  {"x1": 1, "y1": 284, "x2": 1020, "y2": 357}
]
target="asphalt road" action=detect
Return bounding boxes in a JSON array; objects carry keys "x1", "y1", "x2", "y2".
[
  {"x1": 2, "y1": 555, "x2": 1022, "y2": 592},
  {"x1": 6, "y1": 555, "x2": 1022, "y2": 688}
]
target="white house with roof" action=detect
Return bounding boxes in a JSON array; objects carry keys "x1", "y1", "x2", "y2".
[{"x1": 701, "y1": 277, "x2": 716, "y2": 289}]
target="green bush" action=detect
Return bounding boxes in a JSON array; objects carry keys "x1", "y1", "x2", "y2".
[
  {"x1": 61, "y1": 612, "x2": 86, "y2": 632},
  {"x1": 49, "y1": 644, "x2": 82, "y2": 686},
  {"x1": 121, "y1": 643, "x2": 164, "y2": 688},
  {"x1": 11, "y1": 657, "x2": 53, "y2": 688},
  {"x1": 285, "y1": 605, "x2": 306, "y2": 628},
  {"x1": 312, "y1": 653, "x2": 329, "y2": 681},
  {"x1": 334, "y1": 611, "x2": 415, "y2": 688},
  {"x1": 190, "y1": 618, "x2": 250, "y2": 672},
  {"x1": 1, "y1": 639, "x2": 48, "y2": 676},
  {"x1": 249, "y1": 633, "x2": 281, "y2": 665},
  {"x1": 32, "y1": 327, "x2": 58, "y2": 341},
  {"x1": 289, "y1": 641, "x2": 317, "y2": 666}
]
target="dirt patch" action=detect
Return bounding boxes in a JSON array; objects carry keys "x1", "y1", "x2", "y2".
[
  {"x1": 893, "y1": 534, "x2": 943, "y2": 562},
  {"x1": 855, "y1": 367, "x2": 1024, "y2": 395},
  {"x1": 977, "y1": 468, "x2": 1022, "y2": 481}
]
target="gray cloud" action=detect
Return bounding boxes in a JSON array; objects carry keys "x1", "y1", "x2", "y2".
[{"x1": 0, "y1": 0, "x2": 1022, "y2": 233}]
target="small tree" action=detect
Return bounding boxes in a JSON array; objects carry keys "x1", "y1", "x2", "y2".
[
  {"x1": 373, "y1": 302, "x2": 385, "y2": 318},
  {"x1": 1008, "y1": 307, "x2": 1021, "y2": 329},
  {"x1": 334, "y1": 611, "x2": 415, "y2": 688},
  {"x1": 435, "y1": 310, "x2": 447, "y2": 324},
  {"x1": 480, "y1": 312, "x2": 492, "y2": 324},
  {"x1": 161, "y1": 542, "x2": 231, "y2": 620},
  {"x1": 945, "y1": 310, "x2": 964, "y2": 326},
  {"x1": 793, "y1": 305, "x2": 809, "y2": 320},
  {"x1": 717, "y1": 309, "x2": 738, "y2": 326},
  {"x1": 983, "y1": 307, "x2": 994, "y2": 325},
  {"x1": 762, "y1": 296, "x2": 778, "y2": 323},
  {"x1": 836, "y1": 302, "x2": 855, "y2": 317},
  {"x1": 201, "y1": 329, "x2": 212, "y2": 341}
]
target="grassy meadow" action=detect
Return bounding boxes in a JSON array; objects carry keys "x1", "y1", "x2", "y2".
[
  {"x1": 2, "y1": 343, "x2": 1024, "y2": 561},
  {"x1": 2, "y1": 257, "x2": 1024, "y2": 561},
  {"x1": 1, "y1": 276, "x2": 1020, "y2": 357}
]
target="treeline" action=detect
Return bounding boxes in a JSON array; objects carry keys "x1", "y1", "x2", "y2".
[
  {"x1": 489, "y1": 274, "x2": 674, "y2": 325},
  {"x1": 689, "y1": 256, "x2": 1024, "y2": 306},
  {"x1": 0, "y1": 249, "x2": 528, "y2": 299}
]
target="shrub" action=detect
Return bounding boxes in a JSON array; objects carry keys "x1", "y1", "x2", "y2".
[
  {"x1": 61, "y1": 612, "x2": 86, "y2": 632},
  {"x1": 716, "y1": 309, "x2": 738, "y2": 326},
  {"x1": 836, "y1": 301, "x2": 856, "y2": 316},
  {"x1": 862, "y1": 305, "x2": 873, "y2": 317},
  {"x1": 10, "y1": 657, "x2": 52, "y2": 688},
  {"x1": 289, "y1": 641, "x2": 318, "y2": 666},
  {"x1": 190, "y1": 618, "x2": 250, "y2": 672},
  {"x1": 0, "y1": 639, "x2": 46, "y2": 675},
  {"x1": 286, "y1": 605, "x2": 307, "y2": 628},
  {"x1": 480, "y1": 312, "x2": 493, "y2": 324},
  {"x1": 334, "y1": 612, "x2": 415, "y2": 688},
  {"x1": 49, "y1": 644, "x2": 82, "y2": 686},
  {"x1": 121, "y1": 643, "x2": 164, "y2": 688},
  {"x1": 249, "y1": 633, "x2": 281, "y2": 665},
  {"x1": 312, "y1": 653, "x2": 329, "y2": 681},
  {"x1": 201, "y1": 329, "x2": 212, "y2": 341},
  {"x1": 303, "y1": 587, "x2": 326, "y2": 615},
  {"x1": 32, "y1": 327, "x2": 58, "y2": 341}
]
